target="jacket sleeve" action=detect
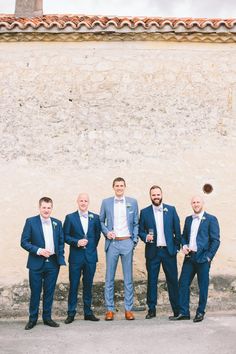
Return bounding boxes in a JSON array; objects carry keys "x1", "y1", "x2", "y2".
[
  {"x1": 63, "y1": 215, "x2": 78, "y2": 248},
  {"x1": 95, "y1": 215, "x2": 101, "y2": 247},
  {"x1": 173, "y1": 207, "x2": 181, "y2": 250},
  {"x1": 139, "y1": 210, "x2": 147, "y2": 243},
  {"x1": 99, "y1": 200, "x2": 109, "y2": 236},
  {"x1": 206, "y1": 216, "x2": 220, "y2": 260},
  {"x1": 20, "y1": 218, "x2": 39, "y2": 255}
]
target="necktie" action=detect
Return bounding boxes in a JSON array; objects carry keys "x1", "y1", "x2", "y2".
[
  {"x1": 42, "y1": 219, "x2": 51, "y2": 225},
  {"x1": 154, "y1": 206, "x2": 163, "y2": 212}
]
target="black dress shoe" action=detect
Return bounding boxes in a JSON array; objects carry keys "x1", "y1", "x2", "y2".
[
  {"x1": 145, "y1": 310, "x2": 156, "y2": 319},
  {"x1": 25, "y1": 320, "x2": 37, "y2": 330},
  {"x1": 174, "y1": 314, "x2": 190, "y2": 320},
  {"x1": 84, "y1": 314, "x2": 100, "y2": 321},
  {"x1": 193, "y1": 313, "x2": 204, "y2": 323},
  {"x1": 169, "y1": 313, "x2": 179, "y2": 321},
  {"x1": 43, "y1": 319, "x2": 60, "y2": 327},
  {"x1": 64, "y1": 316, "x2": 74, "y2": 324}
]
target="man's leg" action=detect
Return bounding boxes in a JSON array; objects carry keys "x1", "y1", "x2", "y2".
[
  {"x1": 42, "y1": 261, "x2": 59, "y2": 321},
  {"x1": 162, "y1": 250, "x2": 179, "y2": 315},
  {"x1": 67, "y1": 263, "x2": 82, "y2": 317},
  {"x1": 105, "y1": 242, "x2": 120, "y2": 311},
  {"x1": 196, "y1": 261, "x2": 210, "y2": 315},
  {"x1": 82, "y1": 262, "x2": 96, "y2": 316},
  {"x1": 29, "y1": 268, "x2": 43, "y2": 323},
  {"x1": 120, "y1": 239, "x2": 134, "y2": 311},
  {"x1": 146, "y1": 250, "x2": 161, "y2": 312},
  {"x1": 178, "y1": 258, "x2": 196, "y2": 316}
]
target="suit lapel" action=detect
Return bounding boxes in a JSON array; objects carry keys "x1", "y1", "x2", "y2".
[
  {"x1": 149, "y1": 205, "x2": 157, "y2": 234},
  {"x1": 111, "y1": 197, "x2": 115, "y2": 225},
  {"x1": 73, "y1": 211, "x2": 85, "y2": 235},
  {"x1": 37, "y1": 215, "x2": 45, "y2": 247},
  {"x1": 51, "y1": 218, "x2": 57, "y2": 247}
]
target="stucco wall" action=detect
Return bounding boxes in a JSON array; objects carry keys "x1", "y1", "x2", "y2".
[{"x1": 0, "y1": 40, "x2": 236, "y2": 290}]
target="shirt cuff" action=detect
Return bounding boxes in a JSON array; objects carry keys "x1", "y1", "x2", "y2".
[{"x1": 37, "y1": 248, "x2": 42, "y2": 255}]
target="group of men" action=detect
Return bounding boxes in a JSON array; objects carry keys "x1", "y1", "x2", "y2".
[{"x1": 20, "y1": 177, "x2": 220, "y2": 330}]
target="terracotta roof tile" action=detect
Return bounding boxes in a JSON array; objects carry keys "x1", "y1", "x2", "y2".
[{"x1": 0, "y1": 15, "x2": 235, "y2": 32}]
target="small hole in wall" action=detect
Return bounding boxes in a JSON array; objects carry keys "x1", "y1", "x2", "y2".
[{"x1": 203, "y1": 184, "x2": 213, "y2": 194}]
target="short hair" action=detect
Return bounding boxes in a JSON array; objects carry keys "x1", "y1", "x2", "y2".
[
  {"x1": 39, "y1": 197, "x2": 53, "y2": 206},
  {"x1": 112, "y1": 177, "x2": 126, "y2": 187},
  {"x1": 149, "y1": 185, "x2": 162, "y2": 195}
]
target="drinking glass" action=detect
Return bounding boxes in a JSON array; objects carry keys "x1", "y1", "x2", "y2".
[{"x1": 148, "y1": 229, "x2": 154, "y2": 243}]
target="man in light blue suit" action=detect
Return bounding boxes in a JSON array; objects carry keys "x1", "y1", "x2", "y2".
[
  {"x1": 21, "y1": 197, "x2": 66, "y2": 330},
  {"x1": 174, "y1": 195, "x2": 220, "y2": 322},
  {"x1": 100, "y1": 177, "x2": 139, "y2": 321},
  {"x1": 139, "y1": 185, "x2": 181, "y2": 320},
  {"x1": 64, "y1": 193, "x2": 101, "y2": 324}
]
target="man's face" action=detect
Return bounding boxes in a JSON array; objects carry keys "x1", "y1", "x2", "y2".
[
  {"x1": 150, "y1": 188, "x2": 163, "y2": 206},
  {"x1": 77, "y1": 193, "x2": 89, "y2": 212},
  {"x1": 113, "y1": 181, "x2": 126, "y2": 198},
  {"x1": 191, "y1": 196, "x2": 204, "y2": 214},
  {"x1": 39, "y1": 202, "x2": 53, "y2": 219}
]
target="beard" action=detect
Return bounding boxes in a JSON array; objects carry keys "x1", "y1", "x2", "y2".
[{"x1": 151, "y1": 198, "x2": 162, "y2": 206}]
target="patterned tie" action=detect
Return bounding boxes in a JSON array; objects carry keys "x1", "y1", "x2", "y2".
[{"x1": 42, "y1": 219, "x2": 51, "y2": 225}]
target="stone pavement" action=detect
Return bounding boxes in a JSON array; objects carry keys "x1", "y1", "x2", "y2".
[{"x1": 0, "y1": 312, "x2": 236, "y2": 354}]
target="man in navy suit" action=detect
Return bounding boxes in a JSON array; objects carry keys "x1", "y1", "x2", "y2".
[
  {"x1": 64, "y1": 193, "x2": 101, "y2": 324},
  {"x1": 21, "y1": 197, "x2": 66, "y2": 330},
  {"x1": 139, "y1": 185, "x2": 181, "y2": 320},
  {"x1": 174, "y1": 195, "x2": 220, "y2": 322},
  {"x1": 100, "y1": 177, "x2": 139, "y2": 321}
]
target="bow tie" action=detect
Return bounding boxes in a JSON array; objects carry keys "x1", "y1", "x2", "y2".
[
  {"x1": 154, "y1": 206, "x2": 163, "y2": 212},
  {"x1": 42, "y1": 219, "x2": 51, "y2": 225},
  {"x1": 115, "y1": 199, "x2": 124, "y2": 203},
  {"x1": 80, "y1": 213, "x2": 88, "y2": 218},
  {"x1": 192, "y1": 214, "x2": 200, "y2": 220}
]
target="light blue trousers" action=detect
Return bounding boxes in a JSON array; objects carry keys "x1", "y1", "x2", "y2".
[{"x1": 105, "y1": 238, "x2": 134, "y2": 311}]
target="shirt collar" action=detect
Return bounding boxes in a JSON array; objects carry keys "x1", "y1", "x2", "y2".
[
  {"x1": 153, "y1": 203, "x2": 163, "y2": 213},
  {"x1": 192, "y1": 211, "x2": 204, "y2": 220},
  {"x1": 40, "y1": 216, "x2": 51, "y2": 224}
]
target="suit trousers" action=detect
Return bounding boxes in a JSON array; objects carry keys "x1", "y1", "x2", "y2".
[
  {"x1": 29, "y1": 256, "x2": 59, "y2": 322},
  {"x1": 67, "y1": 261, "x2": 96, "y2": 316},
  {"x1": 179, "y1": 254, "x2": 210, "y2": 316},
  {"x1": 105, "y1": 238, "x2": 134, "y2": 311},
  {"x1": 146, "y1": 247, "x2": 179, "y2": 314}
]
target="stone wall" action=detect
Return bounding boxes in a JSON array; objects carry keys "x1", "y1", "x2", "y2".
[{"x1": 0, "y1": 40, "x2": 236, "y2": 315}]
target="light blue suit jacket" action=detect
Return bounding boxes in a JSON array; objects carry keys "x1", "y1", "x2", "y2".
[{"x1": 99, "y1": 196, "x2": 139, "y2": 251}]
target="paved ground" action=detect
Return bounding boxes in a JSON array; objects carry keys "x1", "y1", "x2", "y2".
[{"x1": 0, "y1": 312, "x2": 236, "y2": 354}]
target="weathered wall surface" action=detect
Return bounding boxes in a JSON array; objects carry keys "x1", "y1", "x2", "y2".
[{"x1": 0, "y1": 41, "x2": 236, "y2": 305}]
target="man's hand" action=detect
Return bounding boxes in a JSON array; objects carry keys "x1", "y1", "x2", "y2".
[
  {"x1": 78, "y1": 239, "x2": 88, "y2": 247},
  {"x1": 182, "y1": 245, "x2": 190, "y2": 255},
  {"x1": 146, "y1": 233, "x2": 154, "y2": 243},
  {"x1": 39, "y1": 249, "x2": 51, "y2": 258},
  {"x1": 107, "y1": 231, "x2": 116, "y2": 240}
]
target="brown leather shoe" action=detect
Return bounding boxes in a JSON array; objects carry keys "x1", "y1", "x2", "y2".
[
  {"x1": 105, "y1": 311, "x2": 114, "y2": 321},
  {"x1": 125, "y1": 311, "x2": 135, "y2": 320}
]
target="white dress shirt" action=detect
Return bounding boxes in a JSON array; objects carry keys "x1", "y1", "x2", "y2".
[
  {"x1": 189, "y1": 211, "x2": 204, "y2": 251},
  {"x1": 113, "y1": 197, "x2": 130, "y2": 238},
  {"x1": 40, "y1": 217, "x2": 55, "y2": 255},
  {"x1": 79, "y1": 211, "x2": 89, "y2": 235},
  {"x1": 153, "y1": 204, "x2": 167, "y2": 247}
]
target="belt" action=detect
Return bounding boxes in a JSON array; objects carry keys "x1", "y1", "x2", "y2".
[
  {"x1": 157, "y1": 246, "x2": 167, "y2": 249},
  {"x1": 114, "y1": 236, "x2": 130, "y2": 241},
  {"x1": 189, "y1": 250, "x2": 196, "y2": 254}
]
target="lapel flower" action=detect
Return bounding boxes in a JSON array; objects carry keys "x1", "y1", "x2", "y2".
[
  {"x1": 163, "y1": 207, "x2": 168, "y2": 213},
  {"x1": 201, "y1": 216, "x2": 206, "y2": 222},
  {"x1": 52, "y1": 221, "x2": 57, "y2": 228},
  {"x1": 126, "y1": 203, "x2": 131, "y2": 209},
  {"x1": 89, "y1": 213, "x2": 94, "y2": 219}
]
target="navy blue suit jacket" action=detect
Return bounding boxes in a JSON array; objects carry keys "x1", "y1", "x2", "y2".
[
  {"x1": 139, "y1": 204, "x2": 181, "y2": 259},
  {"x1": 182, "y1": 212, "x2": 220, "y2": 263},
  {"x1": 21, "y1": 215, "x2": 66, "y2": 270},
  {"x1": 63, "y1": 211, "x2": 101, "y2": 264}
]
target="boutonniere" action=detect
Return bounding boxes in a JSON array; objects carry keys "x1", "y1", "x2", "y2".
[
  {"x1": 126, "y1": 203, "x2": 131, "y2": 209},
  {"x1": 52, "y1": 221, "x2": 57, "y2": 228},
  {"x1": 89, "y1": 213, "x2": 94, "y2": 219},
  {"x1": 163, "y1": 207, "x2": 168, "y2": 213},
  {"x1": 201, "y1": 216, "x2": 206, "y2": 222}
]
